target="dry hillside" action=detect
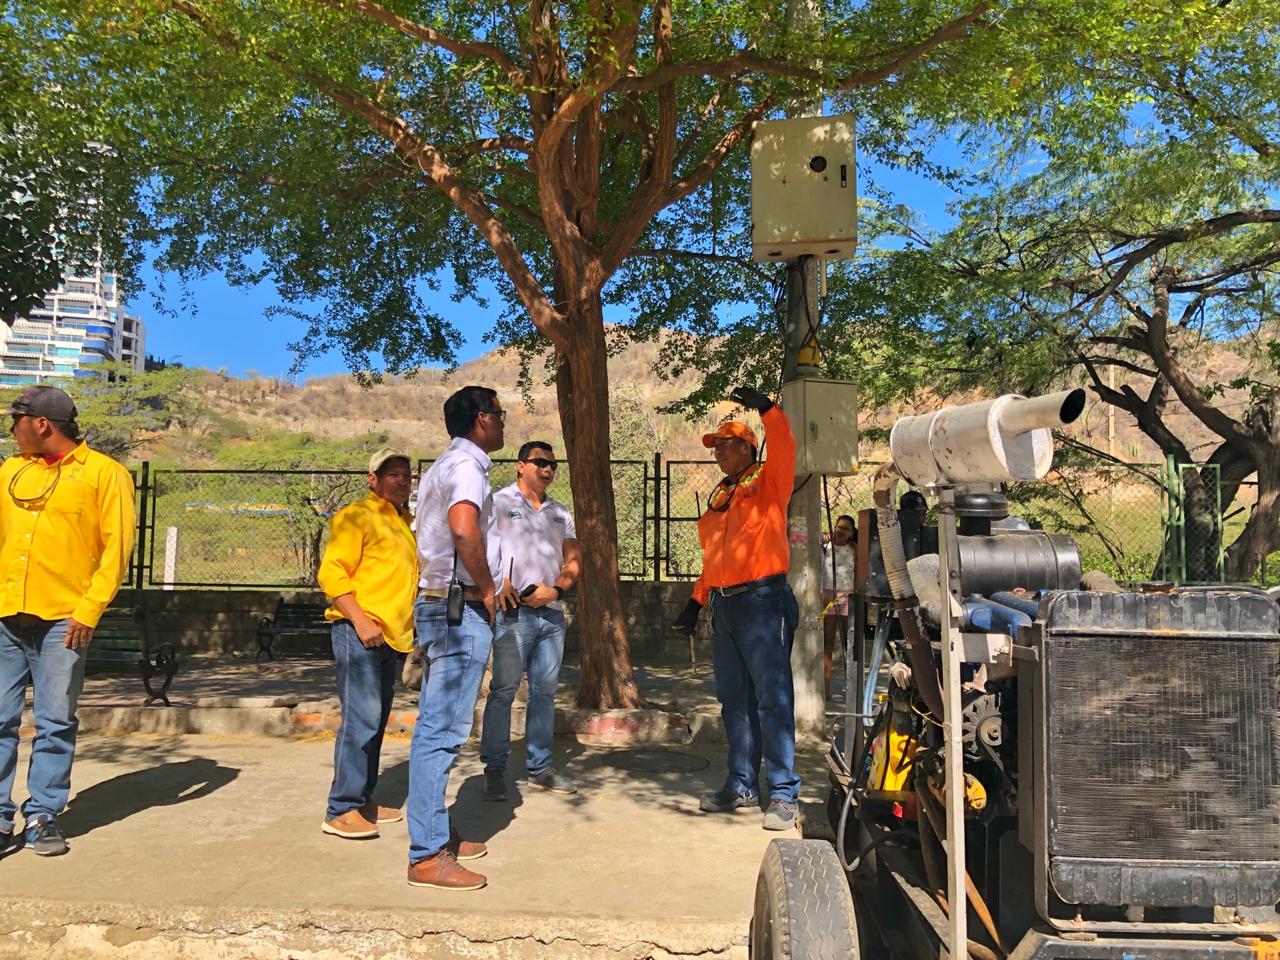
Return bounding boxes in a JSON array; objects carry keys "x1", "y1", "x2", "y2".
[{"x1": 190, "y1": 335, "x2": 1254, "y2": 467}]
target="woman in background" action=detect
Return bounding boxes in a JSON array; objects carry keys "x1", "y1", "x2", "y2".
[{"x1": 821, "y1": 514, "x2": 857, "y2": 699}]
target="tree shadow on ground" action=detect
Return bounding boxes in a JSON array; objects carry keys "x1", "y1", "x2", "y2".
[
  {"x1": 457, "y1": 733, "x2": 832, "y2": 835},
  {"x1": 59, "y1": 757, "x2": 240, "y2": 838}
]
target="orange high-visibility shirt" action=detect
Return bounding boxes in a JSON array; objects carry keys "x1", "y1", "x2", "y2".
[{"x1": 691, "y1": 406, "x2": 796, "y2": 605}]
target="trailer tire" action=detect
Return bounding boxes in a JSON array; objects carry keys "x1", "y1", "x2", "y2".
[{"x1": 749, "y1": 838, "x2": 860, "y2": 960}]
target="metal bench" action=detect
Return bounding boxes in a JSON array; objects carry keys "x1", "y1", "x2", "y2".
[
  {"x1": 85, "y1": 606, "x2": 178, "y2": 707},
  {"x1": 256, "y1": 600, "x2": 331, "y2": 661}
]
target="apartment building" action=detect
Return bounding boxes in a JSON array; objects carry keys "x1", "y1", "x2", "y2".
[{"x1": 0, "y1": 267, "x2": 145, "y2": 387}]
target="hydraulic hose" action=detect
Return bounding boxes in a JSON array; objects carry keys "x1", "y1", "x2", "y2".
[
  {"x1": 860, "y1": 613, "x2": 892, "y2": 727},
  {"x1": 872, "y1": 462, "x2": 944, "y2": 718}
]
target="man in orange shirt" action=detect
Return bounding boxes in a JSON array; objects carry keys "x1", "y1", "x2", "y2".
[{"x1": 672, "y1": 386, "x2": 800, "y2": 831}]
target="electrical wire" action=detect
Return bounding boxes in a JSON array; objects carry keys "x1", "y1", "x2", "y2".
[
  {"x1": 833, "y1": 705, "x2": 887, "y2": 873},
  {"x1": 837, "y1": 825, "x2": 918, "y2": 875}
]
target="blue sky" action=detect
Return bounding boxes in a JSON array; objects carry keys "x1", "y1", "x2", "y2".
[{"x1": 134, "y1": 152, "x2": 960, "y2": 382}]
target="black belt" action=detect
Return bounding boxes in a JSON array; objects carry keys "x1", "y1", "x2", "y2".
[
  {"x1": 420, "y1": 585, "x2": 486, "y2": 600},
  {"x1": 711, "y1": 573, "x2": 786, "y2": 598}
]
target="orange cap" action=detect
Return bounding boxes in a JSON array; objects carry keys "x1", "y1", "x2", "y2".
[{"x1": 701, "y1": 420, "x2": 758, "y2": 449}]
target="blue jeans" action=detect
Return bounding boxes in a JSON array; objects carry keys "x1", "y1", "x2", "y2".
[
  {"x1": 710, "y1": 578, "x2": 801, "y2": 803},
  {"x1": 325, "y1": 621, "x2": 398, "y2": 820},
  {"x1": 480, "y1": 607, "x2": 566, "y2": 776},
  {"x1": 0, "y1": 616, "x2": 83, "y2": 833},
  {"x1": 407, "y1": 599, "x2": 493, "y2": 863}
]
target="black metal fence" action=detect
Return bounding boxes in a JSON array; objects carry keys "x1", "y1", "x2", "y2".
[{"x1": 123, "y1": 456, "x2": 1256, "y2": 590}]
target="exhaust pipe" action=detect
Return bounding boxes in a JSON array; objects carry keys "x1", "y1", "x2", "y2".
[{"x1": 997, "y1": 388, "x2": 1085, "y2": 436}]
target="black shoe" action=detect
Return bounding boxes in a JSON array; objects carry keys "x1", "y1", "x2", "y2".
[
  {"x1": 483, "y1": 768, "x2": 508, "y2": 801},
  {"x1": 527, "y1": 768, "x2": 577, "y2": 795},
  {"x1": 0, "y1": 831, "x2": 17, "y2": 858},
  {"x1": 24, "y1": 816, "x2": 68, "y2": 856},
  {"x1": 699, "y1": 788, "x2": 759, "y2": 813},
  {"x1": 762, "y1": 799, "x2": 799, "y2": 831}
]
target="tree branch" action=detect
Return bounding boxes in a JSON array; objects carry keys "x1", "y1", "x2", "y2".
[
  {"x1": 1145, "y1": 268, "x2": 1257, "y2": 453},
  {"x1": 1169, "y1": 248, "x2": 1280, "y2": 292},
  {"x1": 611, "y1": 1, "x2": 991, "y2": 94},
  {"x1": 630, "y1": 246, "x2": 772, "y2": 278},
  {"x1": 481, "y1": 192, "x2": 543, "y2": 229},
  {"x1": 166, "y1": 0, "x2": 569, "y2": 347},
  {"x1": 454, "y1": 135, "x2": 534, "y2": 159},
  {"x1": 320, "y1": 0, "x2": 527, "y2": 87},
  {"x1": 531, "y1": 2, "x2": 644, "y2": 279},
  {"x1": 663, "y1": 96, "x2": 776, "y2": 205},
  {"x1": 599, "y1": 0, "x2": 677, "y2": 274},
  {"x1": 1063, "y1": 210, "x2": 1280, "y2": 323}
]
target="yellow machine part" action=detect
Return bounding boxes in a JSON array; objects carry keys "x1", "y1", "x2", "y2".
[
  {"x1": 869, "y1": 712, "x2": 917, "y2": 791},
  {"x1": 927, "y1": 773, "x2": 988, "y2": 816},
  {"x1": 963, "y1": 772, "x2": 987, "y2": 814}
]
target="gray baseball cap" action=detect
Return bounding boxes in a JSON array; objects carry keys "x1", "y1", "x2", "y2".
[{"x1": 5, "y1": 386, "x2": 78, "y2": 422}]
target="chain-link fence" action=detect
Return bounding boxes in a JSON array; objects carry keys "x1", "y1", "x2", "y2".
[
  {"x1": 139, "y1": 460, "x2": 652, "y2": 588},
  {"x1": 661, "y1": 460, "x2": 1173, "y2": 583},
  {"x1": 146, "y1": 469, "x2": 368, "y2": 587},
  {"x1": 125, "y1": 456, "x2": 1258, "y2": 589},
  {"x1": 1005, "y1": 463, "x2": 1166, "y2": 583}
]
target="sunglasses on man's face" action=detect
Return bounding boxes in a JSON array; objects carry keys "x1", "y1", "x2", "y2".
[
  {"x1": 523, "y1": 457, "x2": 557, "y2": 471},
  {"x1": 481, "y1": 408, "x2": 506, "y2": 423}
]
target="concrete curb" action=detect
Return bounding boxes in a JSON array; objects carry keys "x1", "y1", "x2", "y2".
[
  {"x1": 0, "y1": 898, "x2": 748, "y2": 960},
  {"x1": 25, "y1": 700, "x2": 725, "y2": 745}
]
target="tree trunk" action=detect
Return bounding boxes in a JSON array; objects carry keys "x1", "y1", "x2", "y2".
[
  {"x1": 555, "y1": 298, "x2": 641, "y2": 709},
  {"x1": 1225, "y1": 456, "x2": 1280, "y2": 582},
  {"x1": 1153, "y1": 464, "x2": 1222, "y2": 582},
  {"x1": 1182, "y1": 469, "x2": 1223, "y2": 582}
]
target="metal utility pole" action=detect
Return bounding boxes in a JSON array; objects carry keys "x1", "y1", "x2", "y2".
[{"x1": 784, "y1": 257, "x2": 827, "y2": 737}]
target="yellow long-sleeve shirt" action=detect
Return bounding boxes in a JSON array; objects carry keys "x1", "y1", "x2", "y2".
[
  {"x1": 0, "y1": 442, "x2": 136, "y2": 629},
  {"x1": 317, "y1": 492, "x2": 417, "y2": 653}
]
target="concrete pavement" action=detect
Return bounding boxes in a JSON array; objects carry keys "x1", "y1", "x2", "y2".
[{"x1": 0, "y1": 732, "x2": 830, "y2": 959}]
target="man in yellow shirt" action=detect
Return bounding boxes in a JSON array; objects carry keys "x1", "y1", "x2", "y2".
[
  {"x1": 0, "y1": 386, "x2": 135, "y2": 857},
  {"x1": 317, "y1": 449, "x2": 418, "y2": 840}
]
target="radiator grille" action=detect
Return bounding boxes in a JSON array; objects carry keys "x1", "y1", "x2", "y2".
[{"x1": 1047, "y1": 633, "x2": 1280, "y2": 862}]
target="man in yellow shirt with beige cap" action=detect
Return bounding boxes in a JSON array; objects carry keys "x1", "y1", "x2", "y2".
[{"x1": 317, "y1": 448, "x2": 417, "y2": 840}]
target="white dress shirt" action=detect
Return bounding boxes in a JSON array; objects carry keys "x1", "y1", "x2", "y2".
[
  {"x1": 493, "y1": 483, "x2": 576, "y2": 612},
  {"x1": 415, "y1": 437, "x2": 502, "y2": 589}
]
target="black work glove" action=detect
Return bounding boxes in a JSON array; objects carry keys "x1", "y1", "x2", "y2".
[
  {"x1": 730, "y1": 385, "x2": 774, "y2": 414},
  {"x1": 671, "y1": 598, "x2": 703, "y2": 636}
]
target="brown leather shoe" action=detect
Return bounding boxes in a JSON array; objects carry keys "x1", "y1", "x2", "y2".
[
  {"x1": 448, "y1": 825, "x2": 487, "y2": 861},
  {"x1": 361, "y1": 803, "x2": 403, "y2": 824},
  {"x1": 321, "y1": 809, "x2": 378, "y2": 839},
  {"x1": 407, "y1": 850, "x2": 487, "y2": 890}
]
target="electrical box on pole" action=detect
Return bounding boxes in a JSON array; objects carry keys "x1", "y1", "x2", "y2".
[
  {"x1": 750, "y1": 114, "x2": 857, "y2": 262},
  {"x1": 782, "y1": 378, "x2": 859, "y2": 475}
]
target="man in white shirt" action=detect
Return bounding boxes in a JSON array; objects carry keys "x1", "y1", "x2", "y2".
[
  {"x1": 480, "y1": 441, "x2": 582, "y2": 799},
  {"x1": 405, "y1": 385, "x2": 505, "y2": 892}
]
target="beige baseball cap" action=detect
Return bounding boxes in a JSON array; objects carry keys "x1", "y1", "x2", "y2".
[{"x1": 368, "y1": 449, "x2": 411, "y2": 474}]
